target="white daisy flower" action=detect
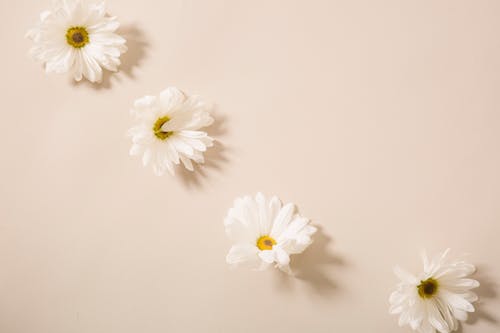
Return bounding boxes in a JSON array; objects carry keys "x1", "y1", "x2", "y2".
[
  {"x1": 389, "y1": 249, "x2": 480, "y2": 333},
  {"x1": 225, "y1": 193, "x2": 317, "y2": 274},
  {"x1": 26, "y1": 0, "x2": 127, "y2": 83},
  {"x1": 128, "y1": 87, "x2": 214, "y2": 176}
]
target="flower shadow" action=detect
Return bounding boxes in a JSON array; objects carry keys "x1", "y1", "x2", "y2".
[
  {"x1": 276, "y1": 226, "x2": 345, "y2": 296},
  {"x1": 176, "y1": 111, "x2": 231, "y2": 189},
  {"x1": 456, "y1": 264, "x2": 498, "y2": 333},
  {"x1": 71, "y1": 22, "x2": 149, "y2": 90}
]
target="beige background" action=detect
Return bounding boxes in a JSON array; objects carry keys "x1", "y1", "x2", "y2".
[{"x1": 1, "y1": 0, "x2": 499, "y2": 332}]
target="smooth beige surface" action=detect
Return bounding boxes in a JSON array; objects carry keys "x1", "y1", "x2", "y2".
[{"x1": 1, "y1": 0, "x2": 499, "y2": 332}]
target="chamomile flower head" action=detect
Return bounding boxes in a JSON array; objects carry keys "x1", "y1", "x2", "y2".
[
  {"x1": 128, "y1": 87, "x2": 214, "y2": 176},
  {"x1": 225, "y1": 193, "x2": 317, "y2": 274},
  {"x1": 26, "y1": 0, "x2": 127, "y2": 83},
  {"x1": 389, "y1": 249, "x2": 480, "y2": 333}
]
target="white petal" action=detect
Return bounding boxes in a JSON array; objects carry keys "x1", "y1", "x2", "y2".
[
  {"x1": 81, "y1": 48, "x2": 102, "y2": 82},
  {"x1": 129, "y1": 144, "x2": 142, "y2": 156},
  {"x1": 394, "y1": 266, "x2": 418, "y2": 284},
  {"x1": 224, "y1": 217, "x2": 255, "y2": 243},
  {"x1": 435, "y1": 296, "x2": 458, "y2": 331},
  {"x1": 462, "y1": 291, "x2": 479, "y2": 303},
  {"x1": 270, "y1": 203, "x2": 295, "y2": 238},
  {"x1": 169, "y1": 136, "x2": 194, "y2": 156},
  {"x1": 278, "y1": 264, "x2": 292, "y2": 274},
  {"x1": 452, "y1": 308, "x2": 468, "y2": 321},
  {"x1": 179, "y1": 155, "x2": 194, "y2": 171},
  {"x1": 178, "y1": 136, "x2": 208, "y2": 152},
  {"x1": 426, "y1": 249, "x2": 451, "y2": 276},
  {"x1": 280, "y1": 217, "x2": 316, "y2": 254},
  {"x1": 258, "y1": 250, "x2": 275, "y2": 264},
  {"x1": 142, "y1": 149, "x2": 152, "y2": 166},
  {"x1": 435, "y1": 263, "x2": 476, "y2": 280},
  {"x1": 389, "y1": 290, "x2": 406, "y2": 307},
  {"x1": 165, "y1": 141, "x2": 180, "y2": 164},
  {"x1": 441, "y1": 278, "x2": 480, "y2": 290},
  {"x1": 398, "y1": 309, "x2": 411, "y2": 326},
  {"x1": 275, "y1": 246, "x2": 290, "y2": 266},
  {"x1": 72, "y1": 50, "x2": 84, "y2": 81},
  {"x1": 419, "y1": 320, "x2": 437, "y2": 333},
  {"x1": 440, "y1": 290, "x2": 475, "y2": 312},
  {"x1": 255, "y1": 192, "x2": 271, "y2": 236},
  {"x1": 427, "y1": 300, "x2": 449, "y2": 333},
  {"x1": 226, "y1": 244, "x2": 259, "y2": 265},
  {"x1": 40, "y1": 10, "x2": 52, "y2": 22},
  {"x1": 133, "y1": 95, "x2": 156, "y2": 112},
  {"x1": 88, "y1": 20, "x2": 120, "y2": 33},
  {"x1": 179, "y1": 130, "x2": 209, "y2": 139},
  {"x1": 159, "y1": 87, "x2": 186, "y2": 112},
  {"x1": 268, "y1": 196, "x2": 282, "y2": 223}
]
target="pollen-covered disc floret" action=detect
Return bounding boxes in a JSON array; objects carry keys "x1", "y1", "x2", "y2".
[
  {"x1": 225, "y1": 193, "x2": 317, "y2": 273},
  {"x1": 26, "y1": 0, "x2": 127, "y2": 83},
  {"x1": 389, "y1": 249, "x2": 480, "y2": 333},
  {"x1": 65, "y1": 26, "x2": 89, "y2": 48},
  {"x1": 128, "y1": 87, "x2": 214, "y2": 176}
]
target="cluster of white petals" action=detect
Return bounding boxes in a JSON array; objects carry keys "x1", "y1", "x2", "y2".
[
  {"x1": 129, "y1": 87, "x2": 214, "y2": 176},
  {"x1": 390, "y1": 249, "x2": 479, "y2": 333},
  {"x1": 225, "y1": 193, "x2": 317, "y2": 273},
  {"x1": 27, "y1": 0, "x2": 127, "y2": 83}
]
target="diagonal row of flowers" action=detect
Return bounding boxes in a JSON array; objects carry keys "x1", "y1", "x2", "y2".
[
  {"x1": 229, "y1": 194, "x2": 480, "y2": 333},
  {"x1": 26, "y1": 2, "x2": 481, "y2": 333},
  {"x1": 26, "y1": 1, "x2": 214, "y2": 175},
  {"x1": 132, "y1": 93, "x2": 488, "y2": 333}
]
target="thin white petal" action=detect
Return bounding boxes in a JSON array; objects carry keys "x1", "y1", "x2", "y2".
[{"x1": 270, "y1": 203, "x2": 295, "y2": 238}]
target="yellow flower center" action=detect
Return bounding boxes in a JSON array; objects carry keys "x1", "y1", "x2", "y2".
[
  {"x1": 153, "y1": 116, "x2": 174, "y2": 140},
  {"x1": 256, "y1": 235, "x2": 276, "y2": 250},
  {"x1": 417, "y1": 278, "x2": 439, "y2": 298},
  {"x1": 66, "y1": 27, "x2": 89, "y2": 48}
]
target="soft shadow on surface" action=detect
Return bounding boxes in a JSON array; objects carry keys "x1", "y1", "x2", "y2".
[
  {"x1": 456, "y1": 265, "x2": 498, "y2": 333},
  {"x1": 177, "y1": 112, "x2": 230, "y2": 189},
  {"x1": 276, "y1": 226, "x2": 344, "y2": 296},
  {"x1": 71, "y1": 23, "x2": 149, "y2": 90}
]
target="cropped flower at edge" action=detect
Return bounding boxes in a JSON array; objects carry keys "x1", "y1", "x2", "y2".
[
  {"x1": 389, "y1": 249, "x2": 480, "y2": 333},
  {"x1": 128, "y1": 87, "x2": 214, "y2": 176},
  {"x1": 225, "y1": 193, "x2": 317, "y2": 274},
  {"x1": 26, "y1": 0, "x2": 127, "y2": 83}
]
